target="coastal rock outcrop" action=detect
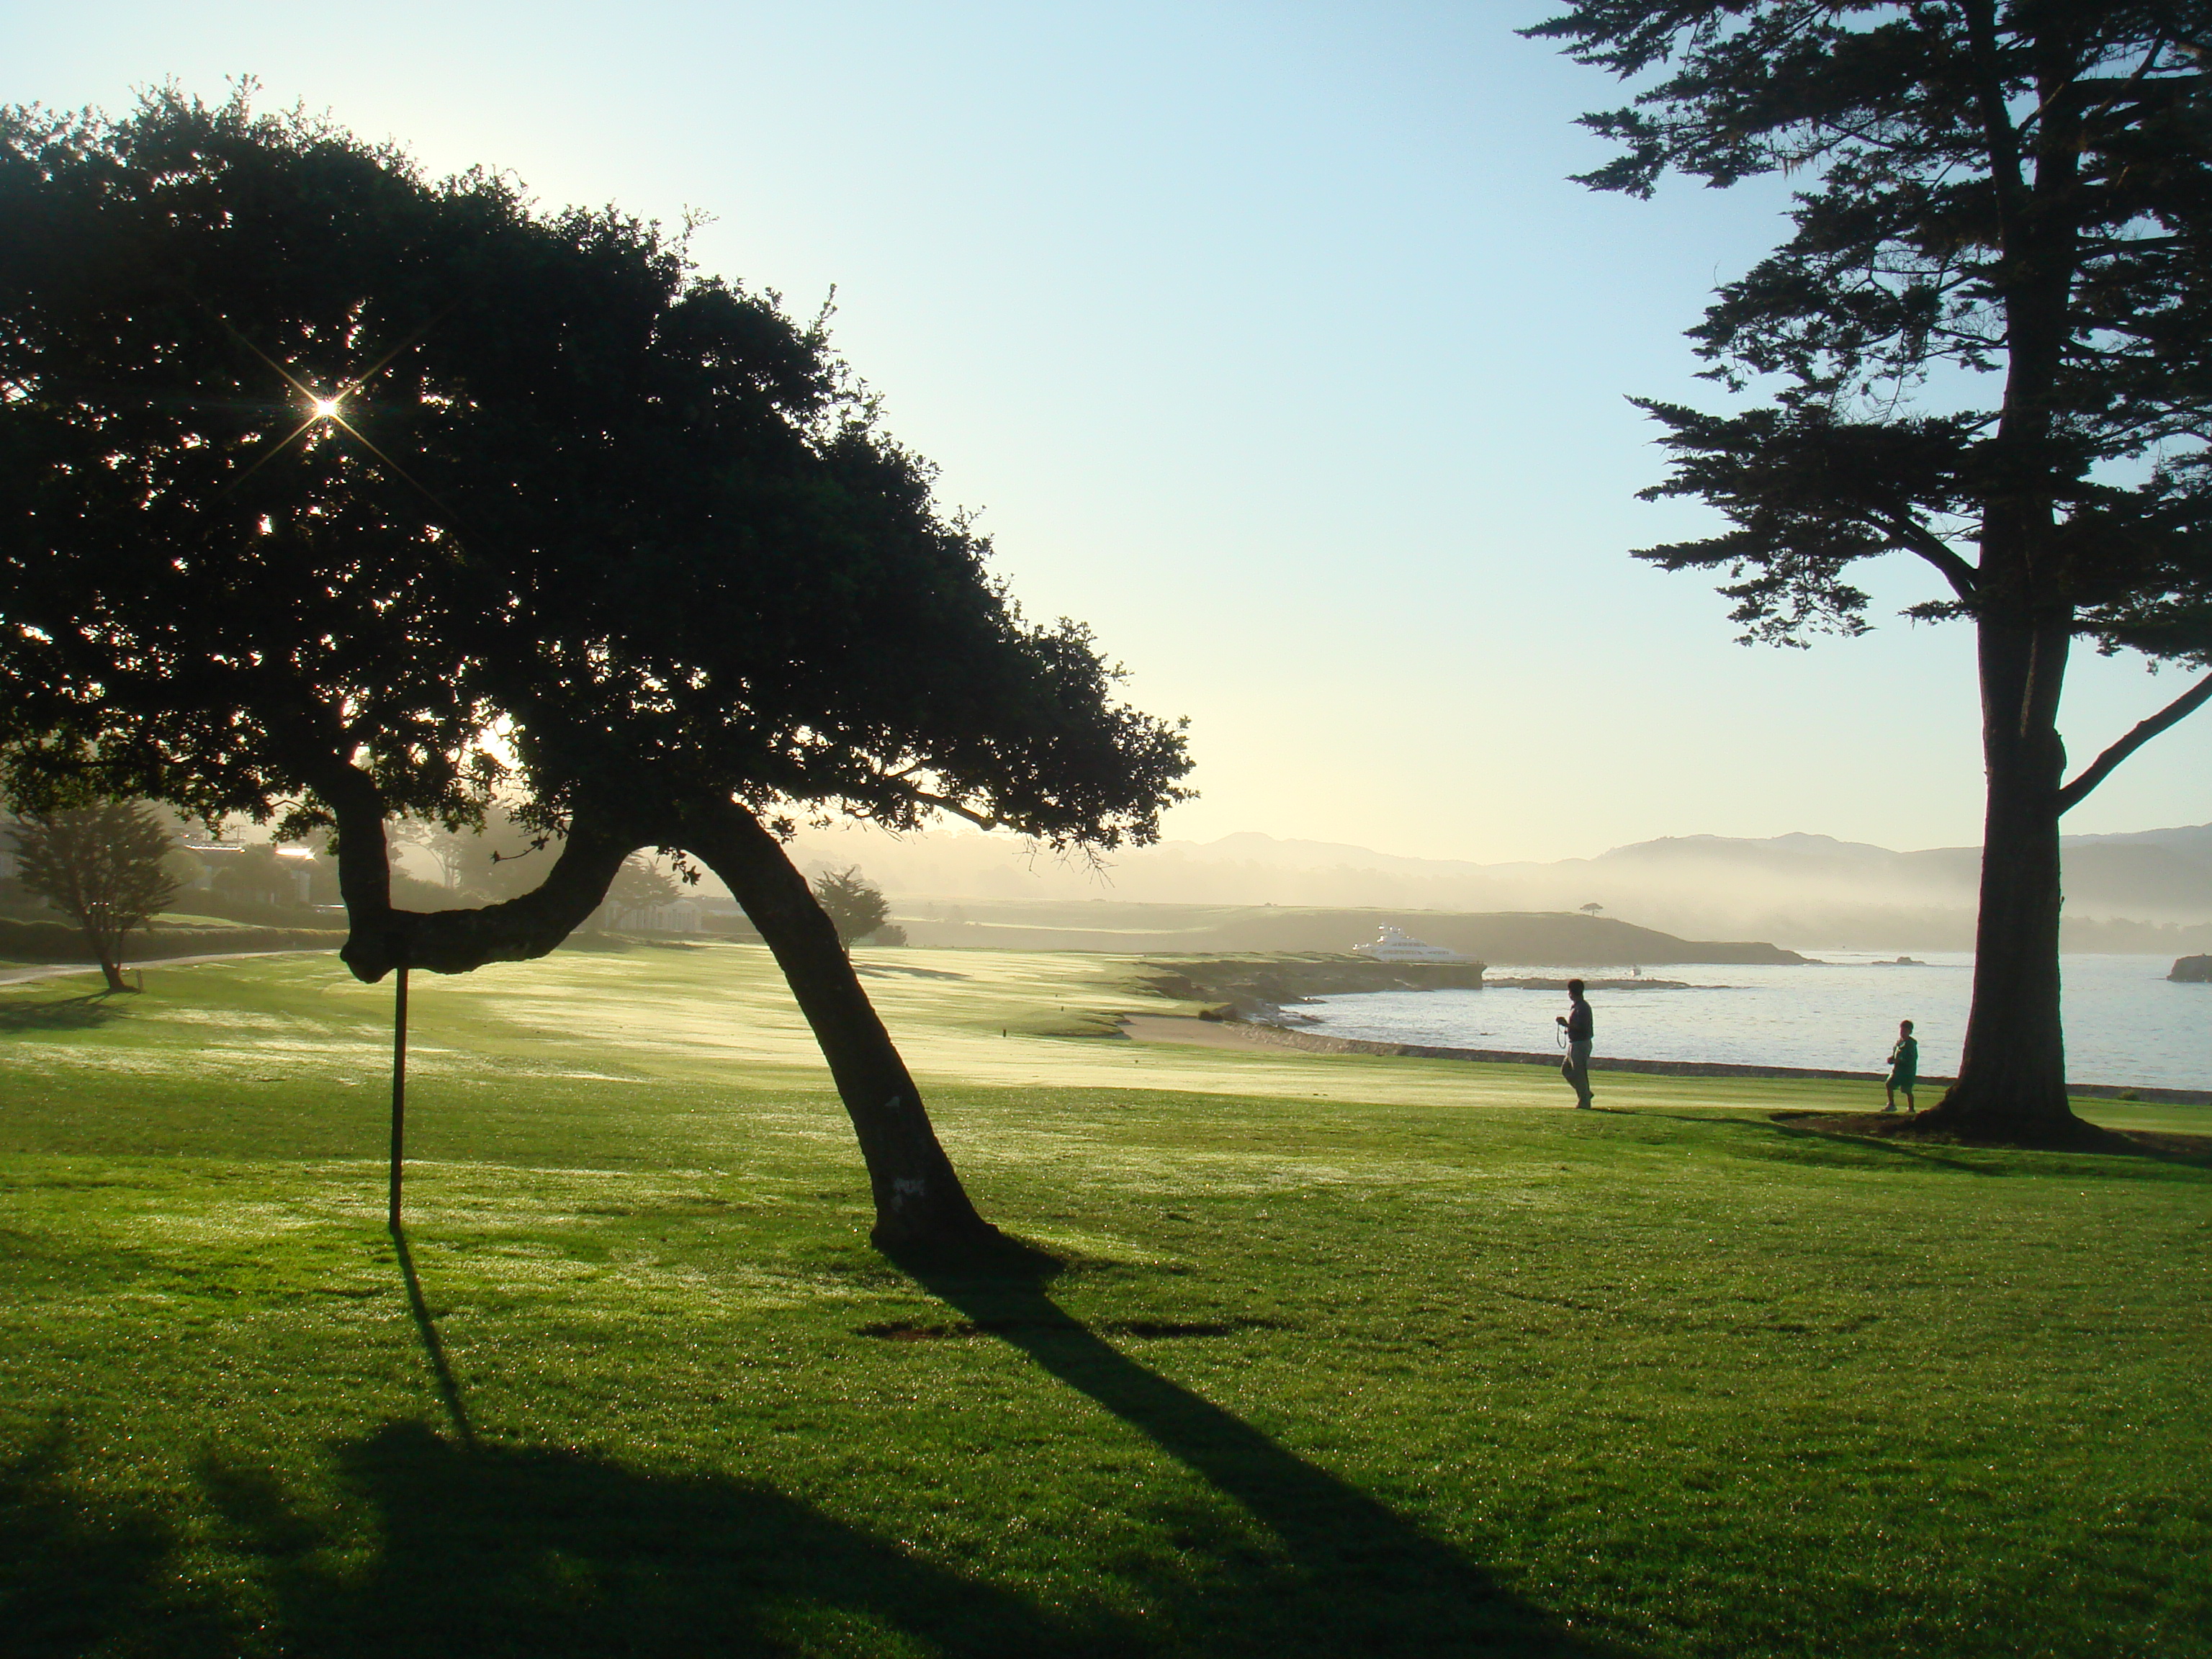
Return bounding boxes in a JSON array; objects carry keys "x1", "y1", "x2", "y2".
[
  {"x1": 901, "y1": 901, "x2": 1807, "y2": 964},
  {"x1": 1138, "y1": 956, "x2": 1487, "y2": 1021},
  {"x1": 2170, "y1": 954, "x2": 2212, "y2": 983}
]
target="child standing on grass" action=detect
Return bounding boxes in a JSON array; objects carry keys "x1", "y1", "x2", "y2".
[{"x1": 1884, "y1": 1020, "x2": 1918, "y2": 1113}]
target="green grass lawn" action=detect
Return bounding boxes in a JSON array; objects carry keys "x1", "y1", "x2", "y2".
[{"x1": 3, "y1": 945, "x2": 2207, "y2": 1657}]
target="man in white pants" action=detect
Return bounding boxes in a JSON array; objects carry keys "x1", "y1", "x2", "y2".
[{"x1": 1557, "y1": 979, "x2": 1593, "y2": 1109}]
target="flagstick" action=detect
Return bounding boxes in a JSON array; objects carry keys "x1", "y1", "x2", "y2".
[{"x1": 388, "y1": 963, "x2": 409, "y2": 1231}]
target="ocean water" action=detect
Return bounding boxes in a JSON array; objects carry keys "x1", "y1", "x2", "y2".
[{"x1": 1290, "y1": 953, "x2": 2210, "y2": 1092}]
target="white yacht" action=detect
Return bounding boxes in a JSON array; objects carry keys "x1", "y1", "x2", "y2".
[{"x1": 1352, "y1": 925, "x2": 1472, "y2": 964}]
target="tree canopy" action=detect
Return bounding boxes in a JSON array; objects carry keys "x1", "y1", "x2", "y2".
[
  {"x1": 0, "y1": 88, "x2": 1188, "y2": 956},
  {"x1": 1532, "y1": 0, "x2": 2212, "y2": 664},
  {"x1": 0, "y1": 86, "x2": 1191, "y2": 1241},
  {"x1": 1532, "y1": 1, "x2": 2212, "y2": 1138}
]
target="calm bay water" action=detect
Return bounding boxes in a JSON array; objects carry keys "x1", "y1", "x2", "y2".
[{"x1": 1292, "y1": 953, "x2": 2210, "y2": 1092}]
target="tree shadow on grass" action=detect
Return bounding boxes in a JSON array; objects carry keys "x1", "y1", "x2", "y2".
[
  {"x1": 0, "y1": 1228, "x2": 1641, "y2": 1659},
  {"x1": 891, "y1": 1240, "x2": 1630, "y2": 1658},
  {"x1": 392, "y1": 1226, "x2": 474, "y2": 1446},
  {"x1": 0, "y1": 991, "x2": 126, "y2": 1033},
  {"x1": 1765, "y1": 1112, "x2": 2212, "y2": 1174},
  {"x1": 4, "y1": 1272, "x2": 1139, "y2": 1658},
  {"x1": 2092, "y1": 1130, "x2": 2212, "y2": 1170},
  {"x1": 0, "y1": 1427, "x2": 252, "y2": 1658},
  {"x1": 1755, "y1": 1116, "x2": 2004, "y2": 1175},
  {"x1": 288, "y1": 1240, "x2": 1623, "y2": 1656},
  {"x1": 196, "y1": 1422, "x2": 1137, "y2": 1658}
]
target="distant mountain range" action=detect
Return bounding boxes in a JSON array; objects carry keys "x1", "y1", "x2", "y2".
[{"x1": 782, "y1": 822, "x2": 2212, "y2": 953}]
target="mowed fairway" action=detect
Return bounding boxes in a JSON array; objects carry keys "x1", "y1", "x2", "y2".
[{"x1": 1, "y1": 943, "x2": 2207, "y2": 1658}]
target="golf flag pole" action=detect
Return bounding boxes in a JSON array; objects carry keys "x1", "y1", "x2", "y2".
[{"x1": 389, "y1": 961, "x2": 409, "y2": 1231}]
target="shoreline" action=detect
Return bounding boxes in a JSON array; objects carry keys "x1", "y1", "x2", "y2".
[{"x1": 1120, "y1": 1014, "x2": 2212, "y2": 1107}]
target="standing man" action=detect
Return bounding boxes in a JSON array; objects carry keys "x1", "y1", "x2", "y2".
[
  {"x1": 1557, "y1": 979, "x2": 1594, "y2": 1110},
  {"x1": 1884, "y1": 1020, "x2": 1919, "y2": 1113}
]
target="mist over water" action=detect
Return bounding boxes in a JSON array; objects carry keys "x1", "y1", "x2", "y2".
[{"x1": 1292, "y1": 954, "x2": 2211, "y2": 1092}]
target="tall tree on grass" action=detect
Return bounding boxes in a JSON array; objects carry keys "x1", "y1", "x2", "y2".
[
  {"x1": 0, "y1": 90, "x2": 1190, "y2": 1245},
  {"x1": 6, "y1": 801, "x2": 179, "y2": 992},
  {"x1": 1531, "y1": 1, "x2": 2212, "y2": 1142},
  {"x1": 811, "y1": 867, "x2": 891, "y2": 948}
]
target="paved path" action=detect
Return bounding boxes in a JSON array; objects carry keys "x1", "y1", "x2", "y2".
[{"x1": 0, "y1": 948, "x2": 338, "y2": 986}]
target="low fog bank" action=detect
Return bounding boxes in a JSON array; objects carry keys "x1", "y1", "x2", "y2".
[
  {"x1": 773, "y1": 822, "x2": 2212, "y2": 956},
  {"x1": 343, "y1": 811, "x2": 2212, "y2": 955}
]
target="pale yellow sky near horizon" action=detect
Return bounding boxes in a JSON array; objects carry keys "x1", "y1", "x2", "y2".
[{"x1": 9, "y1": 1, "x2": 2208, "y2": 863}]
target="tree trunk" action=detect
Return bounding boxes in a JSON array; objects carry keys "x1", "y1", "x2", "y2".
[
  {"x1": 1917, "y1": 613, "x2": 2083, "y2": 1143},
  {"x1": 89, "y1": 930, "x2": 127, "y2": 994},
  {"x1": 678, "y1": 798, "x2": 999, "y2": 1251},
  {"x1": 305, "y1": 752, "x2": 996, "y2": 1246}
]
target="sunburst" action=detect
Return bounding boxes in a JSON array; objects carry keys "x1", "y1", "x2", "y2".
[{"x1": 210, "y1": 305, "x2": 455, "y2": 512}]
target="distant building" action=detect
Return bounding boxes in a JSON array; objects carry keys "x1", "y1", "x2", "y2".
[
  {"x1": 590, "y1": 893, "x2": 762, "y2": 938},
  {"x1": 1352, "y1": 925, "x2": 1472, "y2": 964},
  {"x1": 182, "y1": 842, "x2": 317, "y2": 904}
]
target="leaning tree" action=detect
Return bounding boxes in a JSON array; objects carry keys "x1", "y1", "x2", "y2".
[
  {"x1": 0, "y1": 89, "x2": 1190, "y2": 1245},
  {"x1": 1531, "y1": 1, "x2": 2212, "y2": 1141}
]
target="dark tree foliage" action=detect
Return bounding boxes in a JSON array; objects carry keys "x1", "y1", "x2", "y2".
[
  {"x1": 7, "y1": 801, "x2": 179, "y2": 992},
  {"x1": 1531, "y1": 1, "x2": 2212, "y2": 1141},
  {"x1": 0, "y1": 89, "x2": 1192, "y2": 1241},
  {"x1": 811, "y1": 866, "x2": 891, "y2": 947}
]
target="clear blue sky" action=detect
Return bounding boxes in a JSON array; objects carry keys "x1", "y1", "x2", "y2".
[{"x1": 9, "y1": 0, "x2": 2207, "y2": 859}]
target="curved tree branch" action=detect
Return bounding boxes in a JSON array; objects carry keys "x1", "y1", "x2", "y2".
[
  {"x1": 1878, "y1": 513, "x2": 1981, "y2": 602},
  {"x1": 2057, "y1": 673, "x2": 2212, "y2": 814},
  {"x1": 301, "y1": 755, "x2": 637, "y2": 981},
  {"x1": 907, "y1": 789, "x2": 1001, "y2": 832}
]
